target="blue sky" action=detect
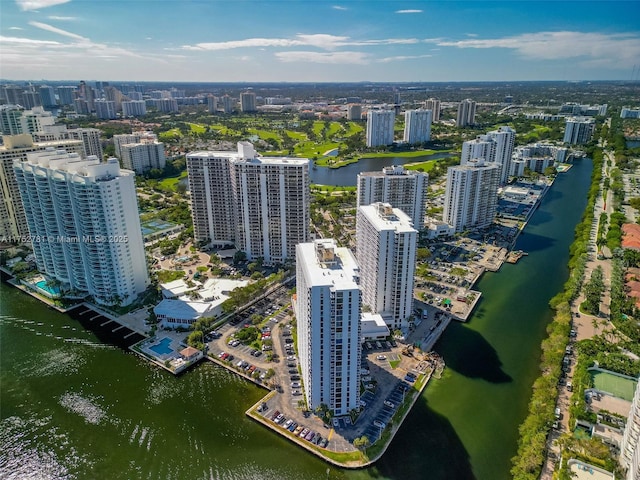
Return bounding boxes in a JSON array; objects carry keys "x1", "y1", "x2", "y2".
[{"x1": 1, "y1": 0, "x2": 639, "y2": 82}]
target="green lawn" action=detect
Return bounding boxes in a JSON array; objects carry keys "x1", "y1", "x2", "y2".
[
  {"x1": 158, "y1": 128, "x2": 182, "y2": 141},
  {"x1": 247, "y1": 128, "x2": 280, "y2": 141},
  {"x1": 345, "y1": 121, "x2": 364, "y2": 135},
  {"x1": 157, "y1": 171, "x2": 188, "y2": 192},
  {"x1": 284, "y1": 130, "x2": 308, "y2": 141},
  {"x1": 187, "y1": 122, "x2": 207, "y2": 134},
  {"x1": 294, "y1": 141, "x2": 341, "y2": 159}
]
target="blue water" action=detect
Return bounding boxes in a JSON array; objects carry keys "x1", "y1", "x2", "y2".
[
  {"x1": 35, "y1": 280, "x2": 60, "y2": 295},
  {"x1": 149, "y1": 337, "x2": 173, "y2": 355}
]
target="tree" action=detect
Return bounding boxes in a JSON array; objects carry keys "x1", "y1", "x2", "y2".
[{"x1": 353, "y1": 436, "x2": 370, "y2": 450}]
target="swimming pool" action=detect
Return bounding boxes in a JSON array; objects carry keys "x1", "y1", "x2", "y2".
[
  {"x1": 35, "y1": 280, "x2": 60, "y2": 295},
  {"x1": 149, "y1": 337, "x2": 174, "y2": 355}
]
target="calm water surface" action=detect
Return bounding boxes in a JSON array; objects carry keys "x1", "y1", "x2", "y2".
[{"x1": 0, "y1": 159, "x2": 592, "y2": 480}]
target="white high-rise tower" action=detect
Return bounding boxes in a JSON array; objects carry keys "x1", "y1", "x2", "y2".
[
  {"x1": 357, "y1": 165, "x2": 428, "y2": 229},
  {"x1": 403, "y1": 109, "x2": 433, "y2": 145},
  {"x1": 443, "y1": 159, "x2": 500, "y2": 232},
  {"x1": 296, "y1": 239, "x2": 361, "y2": 416},
  {"x1": 366, "y1": 110, "x2": 395, "y2": 147},
  {"x1": 356, "y1": 203, "x2": 417, "y2": 331},
  {"x1": 14, "y1": 151, "x2": 149, "y2": 305}
]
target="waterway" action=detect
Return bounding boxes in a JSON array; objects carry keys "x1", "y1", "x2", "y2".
[
  {"x1": 309, "y1": 152, "x2": 455, "y2": 186},
  {"x1": 0, "y1": 158, "x2": 592, "y2": 479}
]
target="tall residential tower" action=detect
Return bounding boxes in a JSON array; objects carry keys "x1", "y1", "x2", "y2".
[
  {"x1": 296, "y1": 239, "x2": 361, "y2": 416},
  {"x1": 356, "y1": 203, "x2": 417, "y2": 331}
]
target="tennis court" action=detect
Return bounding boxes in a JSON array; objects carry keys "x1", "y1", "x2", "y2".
[{"x1": 590, "y1": 368, "x2": 637, "y2": 402}]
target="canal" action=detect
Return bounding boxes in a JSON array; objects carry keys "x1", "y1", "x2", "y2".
[{"x1": 0, "y1": 159, "x2": 592, "y2": 479}]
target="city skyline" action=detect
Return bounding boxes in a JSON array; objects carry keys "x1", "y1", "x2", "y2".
[{"x1": 1, "y1": 1, "x2": 639, "y2": 82}]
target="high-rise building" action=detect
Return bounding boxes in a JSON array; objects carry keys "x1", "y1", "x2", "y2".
[
  {"x1": 621, "y1": 381, "x2": 640, "y2": 480},
  {"x1": 207, "y1": 95, "x2": 217, "y2": 114},
  {"x1": 113, "y1": 132, "x2": 157, "y2": 158},
  {"x1": 460, "y1": 136, "x2": 495, "y2": 166},
  {"x1": 104, "y1": 86, "x2": 124, "y2": 112},
  {"x1": 403, "y1": 108, "x2": 432, "y2": 145},
  {"x1": 0, "y1": 105, "x2": 24, "y2": 135},
  {"x1": 151, "y1": 98, "x2": 178, "y2": 113},
  {"x1": 456, "y1": 99, "x2": 476, "y2": 127},
  {"x1": 424, "y1": 98, "x2": 441, "y2": 121},
  {"x1": 486, "y1": 126, "x2": 516, "y2": 184},
  {"x1": 127, "y1": 91, "x2": 143, "y2": 101},
  {"x1": 240, "y1": 92, "x2": 257, "y2": 112},
  {"x1": 120, "y1": 141, "x2": 166, "y2": 174},
  {"x1": 461, "y1": 126, "x2": 516, "y2": 184},
  {"x1": 122, "y1": 100, "x2": 147, "y2": 117},
  {"x1": 357, "y1": 165, "x2": 428, "y2": 229},
  {"x1": 621, "y1": 108, "x2": 640, "y2": 119},
  {"x1": 3, "y1": 106, "x2": 56, "y2": 135},
  {"x1": 187, "y1": 150, "x2": 236, "y2": 247},
  {"x1": 0, "y1": 135, "x2": 84, "y2": 241},
  {"x1": 94, "y1": 100, "x2": 117, "y2": 120},
  {"x1": 76, "y1": 81, "x2": 95, "y2": 111},
  {"x1": 232, "y1": 146, "x2": 309, "y2": 264},
  {"x1": 39, "y1": 86, "x2": 57, "y2": 107},
  {"x1": 443, "y1": 159, "x2": 500, "y2": 232},
  {"x1": 21, "y1": 91, "x2": 42, "y2": 110},
  {"x1": 56, "y1": 86, "x2": 76, "y2": 105},
  {"x1": 510, "y1": 143, "x2": 567, "y2": 177},
  {"x1": 356, "y1": 203, "x2": 417, "y2": 331},
  {"x1": 366, "y1": 110, "x2": 395, "y2": 147},
  {"x1": 221, "y1": 95, "x2": 234, "y2": 114},
  {"x1": 347, "y1": 104, "x2": 362, "y2": 121},
  {"x1": 31, "y1": 126, "x2": 103, "y2": 159},
  {"x1": 2, "y1": 85, "x2": 23, "y2": 105},
  {"x1": 563, "y1": 117, "x2": 595, "y2": 145},
  {"x1": 74, "y1": 99, "x2": 90, "y2": 115},
  {"x1": 14, "y1": 152, "x2": 149, "y2": 305},
  {"x1": 295, "y1": 239, "x2": 361, "y2": 416},
  {"x1": 187, "y1": 142, "x2": 309, "y2": 263}
]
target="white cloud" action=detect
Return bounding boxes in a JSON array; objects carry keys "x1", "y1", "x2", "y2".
[
  {"x1": 434, "y1": 31, "x2": 640, "y2": 66},
  {"x1": 0, "y1": 35, "x2": 61, "y2": 46},
  {"x1": 378, "y1": 54, "x2": 432, "y2": 63},
  {"x1": 15, "y1": 0, "x2": 71, "y2": 11},
  {"x1": 275, "y1": 51, "x2": 370, "y2": 64},
  {"x1": 182, "y1": 33, "x2": 418, "y2": 51},
  {"x1": 332, "y1": 5, "x2": 347, "y2": 10},
  {"x1": 395, "y1": 9, "x2": 423, "y2": 14},
  {"x1": 465, "y1": 33, "x2": 478, "y2": 37},
  {"x1": 9, "y1": 27, "x2": 24, "y2": 30},
  {"x1": 29, "y1": 21, "x2": 87, "y2": 41},
  {"x1": 47, "y1": 15, "x2": 77, "y2": 21}
]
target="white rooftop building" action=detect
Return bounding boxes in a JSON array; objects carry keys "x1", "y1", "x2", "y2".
[
  {"x1": 296, "y1": 239, "x2": 361, "y2": 416},
  {"x1": 356, "y1": 203, "x2": 417, "y2": 331}
]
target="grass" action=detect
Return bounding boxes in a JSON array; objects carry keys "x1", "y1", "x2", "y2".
[
  {"x1": 156, "y1": 270, "x2": 185, "y2": 283},
  {"x1": 284, "y1": 130, "x2": 307, "y2": 141},
  {"x1": 345, "y1": 122, "x2": 364, "y2": 135},
  {"x1": 187, "y1": 122, "x2": 207, "y2": 134},
  {"x1": 158, "y1": 128, "x2": 181, "y2": 141},
  {"x1": 404, "y1": 160, "x2": 438, "y2": 172},
  {"x1": 294, "y1": 141, "x2": 341, "y2": 159},
  {"x1": 157, "y1": 171, "x2": 188, "y2": 192},
  {"x1": 248, "y1": 128, "x2": 280, "y2": 141},
  {"x1": 389, "y1": 359, "x2": 401, "y2": 369}
]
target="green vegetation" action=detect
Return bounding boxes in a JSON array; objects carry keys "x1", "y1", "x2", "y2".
[
  {"x1": 580, "y1": 266, "x2": 605, "y2": 315},
  {"x1": 156, "y1": 270, "x2": 185, "y2": 283},
  {"x1": 511, "y1": 147, "x2": 604, "y2": 480}
]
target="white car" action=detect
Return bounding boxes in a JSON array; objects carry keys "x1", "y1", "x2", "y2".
[{"x1": 376, "y1": 355, "x2": 387, "y2": 361}]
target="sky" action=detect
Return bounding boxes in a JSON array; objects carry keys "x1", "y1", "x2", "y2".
[{"x1": 1, "y1": 0, "x2": 639, "y2": 82}]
